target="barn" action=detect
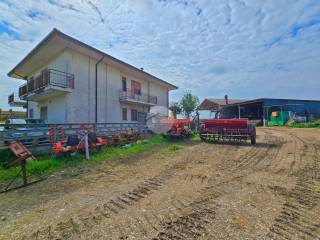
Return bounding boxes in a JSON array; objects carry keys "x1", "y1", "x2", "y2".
[{"x1": 198, "y1": 97, "x2": 320, "y2": 126}]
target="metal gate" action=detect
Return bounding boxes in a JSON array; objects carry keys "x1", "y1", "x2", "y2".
[{"x1": 137, "y1": 111, "x2": 147, "y2": 124}]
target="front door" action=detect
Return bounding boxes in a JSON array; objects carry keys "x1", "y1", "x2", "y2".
[{"x1": 137, "y1": 111, "x2": 147, "y2": 124}]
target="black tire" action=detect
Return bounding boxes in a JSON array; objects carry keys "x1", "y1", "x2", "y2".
[
  {"x1": 248, "y1": 123, "x2": 256, "y2": 145},
  {"x1": 250, "y1": 134, "x2": 256, "y2": 144}
]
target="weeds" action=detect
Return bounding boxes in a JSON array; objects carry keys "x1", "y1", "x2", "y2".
[{"x1": 0, "y1": 135, "x2": 176, "y2": 183}]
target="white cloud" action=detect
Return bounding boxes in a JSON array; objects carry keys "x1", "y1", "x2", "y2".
[{"x1": 0, "y1": 0, "x2": 319, "y2": 110}]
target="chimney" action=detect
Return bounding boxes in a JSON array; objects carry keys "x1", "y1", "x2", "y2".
[{"x1": 224, "y1": 94, "x2": 228, "y2": 104}]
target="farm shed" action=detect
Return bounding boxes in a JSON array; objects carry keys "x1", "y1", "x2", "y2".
[{"x1": 199, "y1": 98, "x2": 320, "y2": 126}]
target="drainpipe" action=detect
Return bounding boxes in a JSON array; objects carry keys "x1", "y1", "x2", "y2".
[
  {"x1": 12, "y1": 72, "x2": 28, "y2": 118},
  {"x1": 95, "y1": 56, "x2": 104, "y2": 124}
]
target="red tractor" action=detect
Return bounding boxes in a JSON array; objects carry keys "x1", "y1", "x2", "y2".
[
  {"x1": 160, "y1": 118, "x2": 192, "y2": 138},
  {"x1": 199, "y1": 118, "x2": 256, "y2": 144}
]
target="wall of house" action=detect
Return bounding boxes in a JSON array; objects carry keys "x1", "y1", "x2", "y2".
[
  {"x1": 27, "y1": 101, "x2": 39, "y2": 119},
  {"x1": 26, "y1": 48, "x2": 171, "y2": 123}
]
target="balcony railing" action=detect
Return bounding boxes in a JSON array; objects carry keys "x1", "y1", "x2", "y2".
[
  {"x1": 19, "y1": 69, "x2": 74, "y2": 98},
  {"x1": 119, "y1": 88, "x2": 157, "y2": 105}
]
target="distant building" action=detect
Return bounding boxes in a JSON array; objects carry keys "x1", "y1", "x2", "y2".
[{"x1": 199, "y1": 97, "x2": 320, "y2": 125}]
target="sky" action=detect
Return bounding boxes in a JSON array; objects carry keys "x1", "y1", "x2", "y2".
[{"x1": 0, "y1": 0, "x2": 320, "y2": 111}]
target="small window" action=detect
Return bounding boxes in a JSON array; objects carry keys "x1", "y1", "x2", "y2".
[
  {"x1": 122, "y1": 77, "x2": 127, "y2": 91},
  {"x1": 29, "y1": 109, "x2": 34, "y2": 118},
  {"x1": 131, "y1": 109, "x2": 138, "y2": 121},
  {"x1": 122, "y1": 108, "x2": 127, "y2": 121}
]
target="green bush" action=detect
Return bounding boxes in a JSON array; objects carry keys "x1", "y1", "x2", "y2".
[{"x1": 0, "y1": 149, "x2": 16, "y2": 169}]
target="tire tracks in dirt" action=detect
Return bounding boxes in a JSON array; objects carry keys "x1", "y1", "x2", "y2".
[
  {"x1": 149, "y1": 131, "x2": 284, "y2": 240},
  {"x1": 266, "y1": 131, "x2": 320, "y2": 240},
  {"x1": 20, "y1": 145, "x2": 215, "y2": 240}
]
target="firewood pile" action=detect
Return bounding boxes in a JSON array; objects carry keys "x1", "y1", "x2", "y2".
[{"x1": 110, "y1": 129, "x2": 144, "y2": 145}]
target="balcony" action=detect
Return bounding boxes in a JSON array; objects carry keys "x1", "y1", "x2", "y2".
[
  {"x1": 8, "y1": 93, "x2": 26, "y2": 107},
  {"x1": 19, "y1": 69, "x2": 74, "y2": 101},
  {"x1": 119, "y1": 88, "x2": 157, "y2": 106}
]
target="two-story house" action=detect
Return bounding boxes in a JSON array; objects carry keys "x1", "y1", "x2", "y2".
[{"x1": 7, "y1": 28, "x2": 177, "y2": 124}]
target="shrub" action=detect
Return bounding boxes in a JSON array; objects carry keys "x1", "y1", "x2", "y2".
[{"x1": 0, "y1": 149, "x2": 15, "y2": 169}]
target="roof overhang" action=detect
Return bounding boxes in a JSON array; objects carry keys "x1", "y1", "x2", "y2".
[
  {"x1": 8, "y1": 28, "x2": 178, "y2": 90},
  {"x1": 198, "y1": 99, "x2": 220, "y2": 110}
]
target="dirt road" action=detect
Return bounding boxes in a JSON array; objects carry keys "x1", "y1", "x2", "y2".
[{"x1": 1, "y1": 127, "x2": 320, "y2": 240}]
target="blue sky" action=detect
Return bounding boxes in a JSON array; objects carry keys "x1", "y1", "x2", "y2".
[{"x1": 0, "y1": 0, "x2": 320, "y2": 110}]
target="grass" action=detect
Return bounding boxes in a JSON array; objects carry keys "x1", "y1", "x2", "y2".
[
  {"x1": 285, "y1": 120, "x2": 320, "y2": 128},
  {"x1": 0, "y1": 134, "x2": 198, "y2": 184},
  {"x1": 268, "y1": 120, "x2": 320, "y2": 128}
]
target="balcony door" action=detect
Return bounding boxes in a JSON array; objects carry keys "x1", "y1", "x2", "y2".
[{"x1": 131, "y1": 80, "x2": 141, "y2": 98}]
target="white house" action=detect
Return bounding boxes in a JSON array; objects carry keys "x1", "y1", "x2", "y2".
[{"x1": 7, "y1": 29, "x2": 177, "y2": 124}]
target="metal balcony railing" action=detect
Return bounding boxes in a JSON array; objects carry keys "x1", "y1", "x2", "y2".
[
  {"x1": 19, "y1": 69, "x2": 74, "y2": 98},
  {"x1": 119, "y1": 88, "x2": 157, "y2": 105}
]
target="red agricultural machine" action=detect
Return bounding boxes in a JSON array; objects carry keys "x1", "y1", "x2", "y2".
[
  {"x1": 160, "y1": 118, "x2": 192, "y2": 138},
  {"x1": 50, "y1": 125, "x2": 107, "y2": 156},
  {"x1": 199, "y1": 118, "x2": 256, "y2": 144}
]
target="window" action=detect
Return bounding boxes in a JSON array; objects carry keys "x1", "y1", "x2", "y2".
[
  {"x1": 122, "y1": 108, "x2": 127, "y2": 120},
  {"x1": 29, "y1": 109, "x2": 34, "y2": 118},
  {"x1": 122, "y1": 77, "x2": 127, "y2": 91},
  {"x1": 131, "y1": 109, "x2": 138, "y2": 121}
]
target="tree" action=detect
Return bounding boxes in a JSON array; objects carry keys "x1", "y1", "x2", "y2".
[
  {"x1": 180, "y1": 91, "x2": 199, "y2": 118},
  {"x1": 169, "y1": 102, "x2": 182, "y2": 119}
]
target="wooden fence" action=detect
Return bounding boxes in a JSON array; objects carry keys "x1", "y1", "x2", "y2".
[{"x1": 0, "y1": 123, "x2": 147, "y2": 152}]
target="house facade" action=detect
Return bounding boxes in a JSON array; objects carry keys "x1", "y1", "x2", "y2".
[{"x1": 8, "y1": 29, "x2": 177, "y2": 124}]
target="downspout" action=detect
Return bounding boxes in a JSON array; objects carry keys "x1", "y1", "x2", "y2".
[
  {"x1": 12, "y1": 72, "x2": 28, "y2": 118},
  {"x1": 95, "y1": 56, "x2": 104, "y2": 124}
]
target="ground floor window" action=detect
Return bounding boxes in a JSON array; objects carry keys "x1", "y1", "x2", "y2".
[
  {"x1": 122, "y1": 108, "x2": 127, "y2": 120},
  {"x1": 131, "y1": 109, "x2": 138, "y2": 121}
]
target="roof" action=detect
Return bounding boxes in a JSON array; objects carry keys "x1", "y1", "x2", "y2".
[
  {"x1": 198, "y1": 98, "x2": 246, "y2": 110},
  {"x1": 220, "y1": 98, "x2": 320, "y2": 108},
  {"x1": 7, "y1": 28, "x2": 178, "y2": 90}
]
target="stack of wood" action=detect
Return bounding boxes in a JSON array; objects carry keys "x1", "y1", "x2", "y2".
[{"x1": 111, "y1": 129, "x2": 144, "y2": 145}]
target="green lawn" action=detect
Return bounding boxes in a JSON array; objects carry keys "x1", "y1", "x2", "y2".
[
  {"x1": 285, "y1": 120, "x2": 320, "y2": 128},
  {"x1": 0, "y1": 135, "x2": 197, "y2": 184}
]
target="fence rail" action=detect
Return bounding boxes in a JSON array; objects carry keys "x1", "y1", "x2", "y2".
[{"x1": 0, "y1": 123, "x2": 147, "y2": 150}]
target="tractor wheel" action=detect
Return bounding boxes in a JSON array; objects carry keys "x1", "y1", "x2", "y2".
[{"x1": 250, "y1": 134, "x2": 256, "y2": 145}]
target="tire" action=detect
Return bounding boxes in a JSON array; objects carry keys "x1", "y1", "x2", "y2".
[
  {"x1": 248, "y1": 123, "x2": 256, "y2": 144},
  {"x1": 250, "y1": 134, "x2": 256, "y2": 144}
]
